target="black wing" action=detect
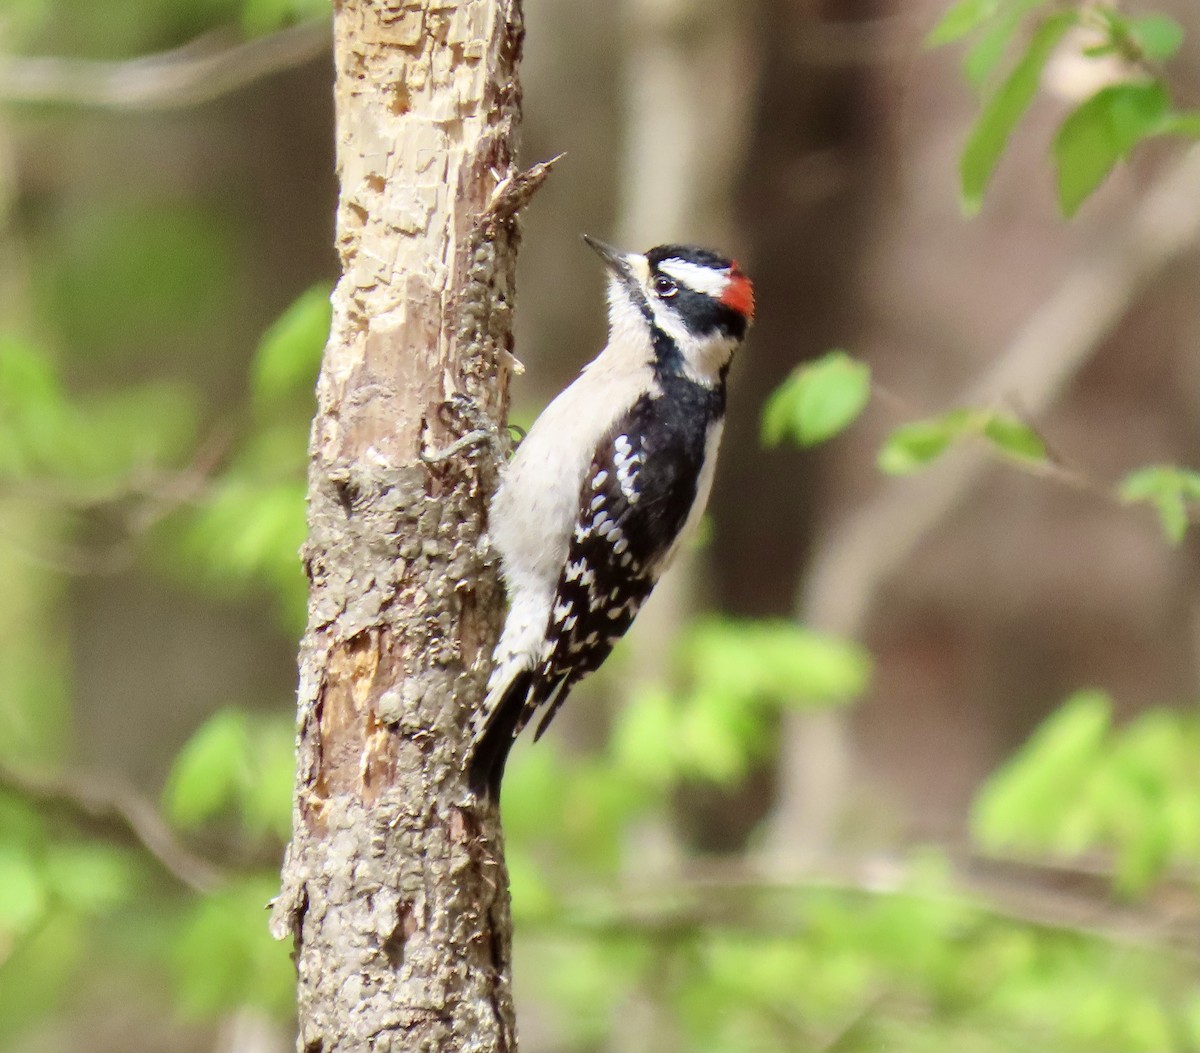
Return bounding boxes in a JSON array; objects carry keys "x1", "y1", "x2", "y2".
[{"x1": 521, "y1": 382, "x2": 722, "y2": 739}]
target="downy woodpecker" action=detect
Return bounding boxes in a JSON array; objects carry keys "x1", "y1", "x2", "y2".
[{"x1": 468, "y1": 236, "x2": 755, "y2": 797}]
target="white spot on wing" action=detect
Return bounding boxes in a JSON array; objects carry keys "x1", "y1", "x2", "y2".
[{"x1": 613, "y1": 437, "x2": 642, "y2": 504}]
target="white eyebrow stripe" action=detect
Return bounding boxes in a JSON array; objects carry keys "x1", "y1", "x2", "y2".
[{"x1": 658, "y1": 258, "x2": 730, "y2": 298}]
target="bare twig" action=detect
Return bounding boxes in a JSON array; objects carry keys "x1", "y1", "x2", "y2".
[
  {"x1": 0, "y1": 20, "x2": 330, "y2": 111},
  {"x1": 769, "y1": 145, "x2": 1200, "y2": 859},
  {"x1": 0, "y1": 764, "x2": 226, "y2": 893},
  {"x1": 868, "y1": 380, "x2": 1197, "y2": 526},
  {"x1": 481, "y1": 152, "x2": 564, "y2": 232},
  {"x1": 519, "y1": 851, "x2": 1200, "y2": 956},
  {"x1": 0, "y1": 421, "x2": 236, "y2": 576},
  {"x1": 809, "y1": 145, "x2": 1200, "y2": 638}
]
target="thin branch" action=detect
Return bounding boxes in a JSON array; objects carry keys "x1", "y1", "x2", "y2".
[
  {"x1": 482, "y1": 152, "x2": 564, "y2": 231},
  {"x1": 868, "y1": 380, "x2": 1195, "y2": 526},
  {"x1": 520, "y1": 852, "x2": 1200, "y2": 957},
  {"x1": 0, "y1": 421, "x2": 236, "y2": 576},
  {"x1": 807, "y1": 144, "x2": 1200, "y2": 639},
  {"x1": 0, "y1": 764, "x2": 227, "y2": 893},
  {"x1": 767, "y1": 145, "x2": 1200, "y2": 858},
  {"x1": 0, "y1": 20, "x2": 330, "y2": 111}
]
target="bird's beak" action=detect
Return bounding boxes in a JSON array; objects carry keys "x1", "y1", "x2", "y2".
[{"x1": 582, "y1": 234, "x2": 637, "y2": 286}]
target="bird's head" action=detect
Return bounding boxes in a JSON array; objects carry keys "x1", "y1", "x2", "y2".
[{"x1": 584, "y1": 235, "x2": 755, "y2": 387}]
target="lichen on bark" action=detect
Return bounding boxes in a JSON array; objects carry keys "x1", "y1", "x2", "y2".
[{"x1": 270, "y1": 2, "x2": 545, "y2": 1050}]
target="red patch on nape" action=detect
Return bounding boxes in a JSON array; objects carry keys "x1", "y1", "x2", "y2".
[{"x1": 720, "y1": 263, "x2": 755, "y2": 321}]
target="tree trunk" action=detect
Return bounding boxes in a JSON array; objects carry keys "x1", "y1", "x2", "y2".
[{"x1": 271, "y1": 3, "x2": 543, "y2": 1050}]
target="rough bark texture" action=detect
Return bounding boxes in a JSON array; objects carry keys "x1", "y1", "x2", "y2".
[{"x1": 270, "y1": 3, "x2": 533, "y2": 1051}]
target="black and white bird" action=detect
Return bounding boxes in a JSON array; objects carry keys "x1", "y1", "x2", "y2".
[{"x1": 468, "y1": 235, "x2": 755, "y2": 797}]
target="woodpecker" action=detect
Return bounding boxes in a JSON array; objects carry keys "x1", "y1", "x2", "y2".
[{"x1": 468, "y1": 235, "x2": 755, "y2": 798}]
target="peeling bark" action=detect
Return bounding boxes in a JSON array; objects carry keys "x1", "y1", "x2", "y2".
[{"x1": 270, "y1": 3, "x2": 541, "y2": 1050}]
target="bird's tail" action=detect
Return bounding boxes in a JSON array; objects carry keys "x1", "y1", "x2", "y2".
[{"x1": 467, "y1": 664, "x2": 534, "y2": 800}]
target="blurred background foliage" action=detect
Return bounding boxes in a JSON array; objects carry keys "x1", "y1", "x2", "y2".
[{"x1": 1, "y1": 0, "x2": 1199, "y2": 1050}]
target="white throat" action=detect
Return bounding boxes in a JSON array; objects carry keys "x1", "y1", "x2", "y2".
[
  {"x1": 597, "y1": 264, "x2": 738, "y2": 389},
  {"x1": 647, "y1": 298, "x2": 736, "y2": 387}
]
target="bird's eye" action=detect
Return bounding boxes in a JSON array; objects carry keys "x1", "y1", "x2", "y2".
[{"x1": 653, "y1": 275, "x2": 678, "y2": 298}]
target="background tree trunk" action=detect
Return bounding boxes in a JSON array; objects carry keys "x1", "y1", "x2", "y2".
[{"x1": 271, "y1": 3, "x2": 536, "y2": 1050}]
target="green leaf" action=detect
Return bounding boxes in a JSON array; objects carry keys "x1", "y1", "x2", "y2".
[
  {"x1": 496, "y1": 744, "x2": 570, "y2": 841},
  {"x1": 1053, "y1": 83, "x2": 1170, "y2": 217},
  {"x1": 173, "y1": 876, "x2": 294, "y2": 1018},
  {"x1": 1162, "y1": 788, "x2": 1200, "y2": 865},
  {"x1": 764, "y1": 631, "x2": 872, "y2": 706},
  {"x1": 1127, "y1": 14, "x2": 1184, "y2": 62},
  {"x1": 170, "y1": 476, "x2": 308, "y2": 628},
  {"x1": 237, "y1": 717, "x2": 295, "y2": 842},
  {"x1": 683, "y1": 618, "x2": 872, "y2": 708},
  {"x1": 877, "y1": 409, "x2": 975, "y2": 475},
  {"x1": 1121, "y1": 465, "x2": 1176, "y2": 502},
  {"x1": 0, "y1": 337, "x2": 70, "y2": 480},
  {"x1": 1156, "y1": 109, "x2": 1200, "y2": 138},
  {"x1": 1149, "y1": 493, "x2": 1188, "y2": 545},
  {"x1": 611, "y1": 687, "x2": 679, "y2": 787},
  {"x1": 165, "y1": 710, "x2": 293, "y2": 840},
  {"x1": 74, "y1": 382, "x2": 198, "y2": 483},
  {"x1": 506, "y1": 845, "x2": 559, "y2": 923},
  {"x1": 0, "y1": 336, "x2": 198, "y2": 486},
  {"x1": 761, "y1": 350, "x2": 871, "y2": 448},
  {"x1": 1177, "y1": 470, "x2": 1200, "y2": 501},
  {"x1": 252, "y1": 284, "x2": 331, "y2": 408},
  {"x1": 1119, "y1": 465, "x2": 1200, "y2": 545},
  {"x1": 42, "y1": 843, "x2": 134, "y2": 912},
  {"x1": 614, "y1": 665, "x2": 779, "y2": 792},
  {"x1": 962, "y1": 0, "x2": 1045, "y2": 89},
  {"x1": 0, "y1": 845, "x2": 47, "y2": 932},
  {"x1": 982, "y1": 412, "x2": 1046, "y2": 461},
  {"x1": 163, "y1": 709, "x2": 251, "y2": 829},
  {"x1": 677, "y1": 692, "x2": 753, "y2": 785},
  {"x1": 1115, "y1": 807, "x2": 1173, "y2": 895},
  {"x1": 960, "y1": 12, "x2": 1076, "y2": 214},
  {"x1": 0, "y1": 914, "x2": 84, "y2": 1041},
  {"x1": 926, "y1": 0, "x2": 1001, "y2": 48},
  {"x1": 973, "y1": 690, "x2": 1112, "y2": 853},
  {"x1": 241, "y1": 0, "x2": 330, "y2": 35}
]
